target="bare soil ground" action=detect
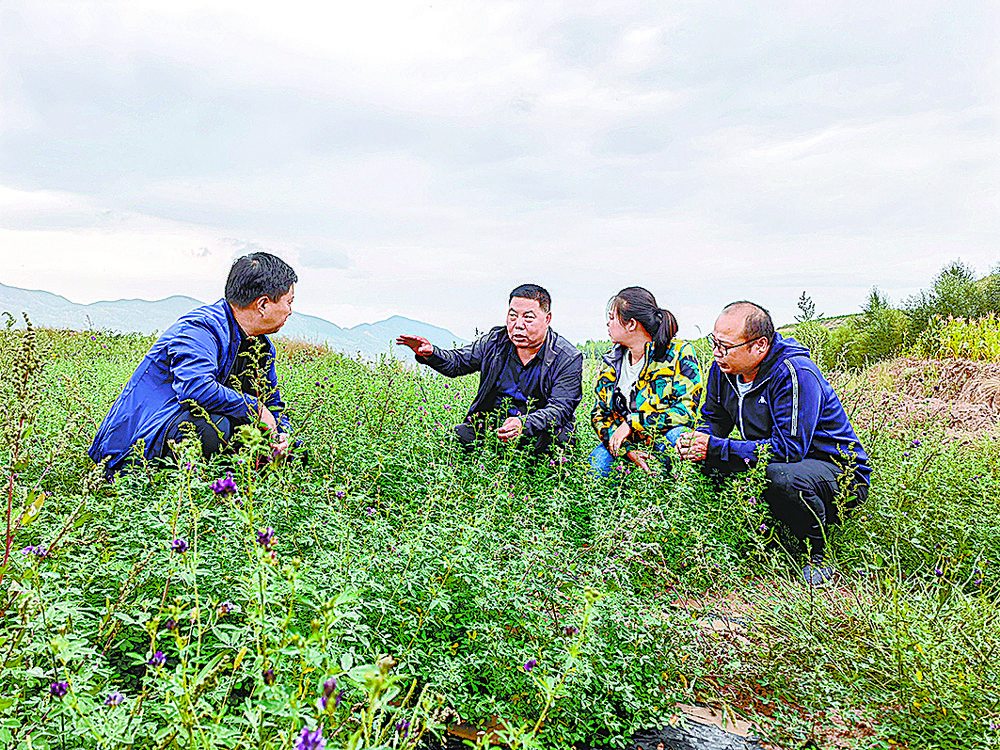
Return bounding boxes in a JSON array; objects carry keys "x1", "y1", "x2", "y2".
[{"x1": 849, "y1": 357, "x2": 1000, "y2": 442}]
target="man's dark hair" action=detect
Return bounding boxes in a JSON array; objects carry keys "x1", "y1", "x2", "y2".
[
  {"x1": 509, "y1": 284, "x2": 551, "y2": 313},
  {"x1": 225, "y1": 253, "x2": 298, "y2": 308},
  {"x1": 723, "y1": 300, "x2": 775, "y2": 342}
]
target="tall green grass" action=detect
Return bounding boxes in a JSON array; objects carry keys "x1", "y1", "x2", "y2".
[{"x1": 1, "y1": 323, "x2": 999, "y2": 749}]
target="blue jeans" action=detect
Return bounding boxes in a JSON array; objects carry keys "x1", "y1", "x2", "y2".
[{"x1": 587, "y1": 426, "x2": 687, "y2": 478}]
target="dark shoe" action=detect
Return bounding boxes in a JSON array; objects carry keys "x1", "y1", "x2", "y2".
[{"x1": 802, "y1": 554, "x2": 835, "y2": 587}]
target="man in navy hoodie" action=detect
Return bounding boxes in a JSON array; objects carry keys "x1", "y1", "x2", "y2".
[
  {"x1": 676, "y1": 301, "x2": 870, "y2": 586},
  {"x1": 89, "y1": 253, "x2": 296, "y2": 477}
]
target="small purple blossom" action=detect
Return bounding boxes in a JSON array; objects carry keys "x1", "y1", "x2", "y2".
[
  {"x1": 21, "y1": 545, "x2": 47, "y2": 558},
  {"x1": 366, "y1": 507, "x2": 375, "y2": 517},
  {"x1": 296, "y1": 726, "x2": 326, "y2": 750},
  {"x1": 318, "y1": 676, "x2": 338, "y2": 709},
  {"x1": 211, "y1": 471, "x2": 238, "y2": 498},
  {"x1": 935, "y1": 568, "x2": 944, "y2": 577},
  {"x1": 105, "y1": 690, "x2": 125, "y2": 706},
  {"x1": 323, "y1": 677, "x2": 338, "y2": 697},
  {"x1": 256, "y1": 527, "x2": 276, "y2": 550},
  {"x1": 912, "y1": 439, "x2": 921, "y2": 447},
  {"x1": 148, "y1": 651, "x2": 166, "y2": 668},
  {"x1": 217, "y1": 601, "x2": 234, "y2": 616},
  {"x1": 334, "y1": 689, "x2": 344, "y2": 708},
  {"x1": 563, "y1": 625, "x2": 579, "y2": 637},
  {"x1": 50, "y1": 681, "x2": 69, "y2": 698},
  {"x1": 170, "y1": 538, "x2": 189, "y2": 554},
  {"x1": 758, "y1": 523, "x2": 768, "y2": 533},
  {"x1": 263, "y1": 668, "x2": 276, "y2": 686},
  {"x1": 335, "y1": 490, "x2": 346, "y2": 499},
  {"x1": 163, "y1": 619, "x2": 178, "y2": 632},
  {"x1": 523, "y1": 659, "x2": 537, "y2": 673}
]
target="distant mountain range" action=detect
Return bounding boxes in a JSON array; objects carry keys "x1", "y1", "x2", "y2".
[{"x1": 0, "y1": 283, "x2": 468, "y2": 358}]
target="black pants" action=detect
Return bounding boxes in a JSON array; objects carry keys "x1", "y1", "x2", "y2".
[
  {"x1": 156, "y1": 410, "x2": 252, "y2": 463},
  {"x1": 703, "y1": 457, "x2": 868, "y2": 554},
  {"x1": 452, "y1": 419, "x2": 574, "y2": 458}
]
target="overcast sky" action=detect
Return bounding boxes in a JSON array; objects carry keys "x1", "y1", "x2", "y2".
[{"x1": 1, "y1": 0, "x2": 997, "y2": 343}]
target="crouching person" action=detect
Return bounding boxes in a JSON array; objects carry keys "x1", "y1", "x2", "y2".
[
  {"x1": 589, "y1": 287, "x2": 702, "y2": 478},
  {"x1": 676, "y1": 301, "x2": 870, "y2": 586},
  {"x1": 397, "y1": 284, "x2": 583, "y2": 457},
  {"x1": 89, "y1": 252, "x2": 298, "y2": 477}
]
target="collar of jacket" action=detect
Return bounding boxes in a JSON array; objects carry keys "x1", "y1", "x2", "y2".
[
  {"x1": 719, "y1": 332, "x2": 806, "y2": 390},
  {"x1": 602, "y1": 340, "x2": 653, "y2": 375},
  {"x1": 221, "y1": 299, "x2": 250, "y2": 343}
]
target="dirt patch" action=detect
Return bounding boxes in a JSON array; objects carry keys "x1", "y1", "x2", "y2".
[{"x1": 850, "y1": 357, "x2": 1000, "y2": 442}]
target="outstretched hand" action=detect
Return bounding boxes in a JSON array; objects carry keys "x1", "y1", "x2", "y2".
[{"x1": 395, "y1": 334, "x2": 433, "y2": 356}]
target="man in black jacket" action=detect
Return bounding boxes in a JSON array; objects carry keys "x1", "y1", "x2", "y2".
[{"x1": 397, "y1": 284, "x2": 584, "y2": 455}]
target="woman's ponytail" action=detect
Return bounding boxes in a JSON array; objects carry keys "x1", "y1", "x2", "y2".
[
  {"x1": 610, "y1": 287, "x2": 677, "y2": 360},
  {"x1": 653, "y1": 307, "x2": 678, "y2": 360}
]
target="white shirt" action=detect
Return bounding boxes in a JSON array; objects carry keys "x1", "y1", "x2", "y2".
[{"x1": 616, "y1": 351, "x2": 646, "y2": 410}]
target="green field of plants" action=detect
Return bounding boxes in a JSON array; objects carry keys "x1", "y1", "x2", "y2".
[{"x1": 4, "y1": 266, "x2": 1000, "y2": 750}]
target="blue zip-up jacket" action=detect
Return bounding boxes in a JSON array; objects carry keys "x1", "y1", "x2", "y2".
[
  {"x1": 416, "y1": 326, "x2": 583, "y2": 437},
  {"x1": 696, "y1": 333, "x2": 870, "y2": 485},
  {"x1": 88, "y1": 299, "x2": 291, "y2": 473}
]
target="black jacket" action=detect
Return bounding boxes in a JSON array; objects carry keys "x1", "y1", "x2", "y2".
[{"x1": 417, "y1": 326, "x2": 583, "y2": 437}]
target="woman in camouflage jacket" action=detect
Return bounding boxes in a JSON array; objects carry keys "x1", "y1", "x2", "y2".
[{"x1": 589, "y1": 287, "x2": 704, "y2": 477}]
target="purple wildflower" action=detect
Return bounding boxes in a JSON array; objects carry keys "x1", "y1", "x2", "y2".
[
  {"x1": 263, "y1": 668, "x2": 276, "y2": 686},
  {"x1": 335, "y1": 490, "x2": 346, "y2": 499},
  {"x1": 334, "y1": 689, "x2": 344, "y2": 708},
  {"x1": 50, "y1": 681, "x2": 69, "y2": 698},
  {"x1": 323, "y1": 677, "x2": 337, "y2": 697},
  {"x1": 170, "y1": 538, "x2": 189, "y2": 554},
  {"x1": 563, "y1": 625, "x2": 579, "y2": 637},
  {"x1": 21, "y1": 545, "x2": 47, "y2": 558},
  {"x1": 523, "y1": 659, "x2": 537, "y2": 673},
  {"x1": 163, "y1": 619, "x2": 178, "y2": 632},
  {"x1": 318, "y1": 676, "x2": 338, "y2": 709},
  {"x1": 296, "y1": 726, "x2": 326, "y2": 750},
  {"x1": 148, "y1": 651, "x2": 166, "y2": 668},
  {"x1": 211, "y1": 471, "x2": 238, "y2": 498},
  {"x1": 217, "y1": 601, "x2": 234, "y2": 616},
  {"x1": 105, "y1": 690, "x2": 125, "y2": 706},
  {"x1": 758, "y1": 523, "x2": 768, "y2": 533},
  {"x1": 366, "y1": 507, "x2": 375, "y2": 517},
  {"x1": 256, "y1": 527, "x2": 276, "y2": 550},
  {"x1": 912, "y1": 439, "x2": 921, "y2": 447},
  {"x1": 935, "y1": 568, "x2": 944, "y2": 577}
]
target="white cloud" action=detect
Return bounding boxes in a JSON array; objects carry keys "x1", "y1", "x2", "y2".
[{"x1": 0, "y1": 0, "x2": 996, "y2": 343}]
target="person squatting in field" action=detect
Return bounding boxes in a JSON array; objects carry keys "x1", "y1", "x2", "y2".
[
  {"x1": 88, "y1": 252, "x2": 298, "y2": 477},
  {"x1": 396, "y1": 284, "x2": 584, "y2": 457},
  {"x1": 675, "y1": 301, "x2": 871, "y2": 587},
  {"x1": 588, "y1": 286, "x2": 703, "y2": 478}
]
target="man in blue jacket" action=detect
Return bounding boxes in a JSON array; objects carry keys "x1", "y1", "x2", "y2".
[
  {"x1": 676, "y1": 301, "x2": 870, "y2": 586},
  {"x1": 396, "y1": 284, "x2": 583, "y2": 456},
  {"x1": 89, "y1": 253, "x2": 297, "y2": 476}
]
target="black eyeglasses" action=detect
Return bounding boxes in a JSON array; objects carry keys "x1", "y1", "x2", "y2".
[{"x1": 706, "y1": 334, "x2": 759, "y2": 355}]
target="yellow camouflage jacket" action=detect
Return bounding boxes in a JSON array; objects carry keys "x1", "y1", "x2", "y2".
[{"x1": 590, "y1": 339, "x2": 703, "y2": 454}]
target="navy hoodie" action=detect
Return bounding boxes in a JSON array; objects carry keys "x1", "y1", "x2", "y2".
[{"x1": 696, "y1": 333, "x2": 870, "y2": 485}]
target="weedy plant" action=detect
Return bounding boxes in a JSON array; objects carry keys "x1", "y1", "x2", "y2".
[{"x1": 1, "y1": 324, "x2": 999, "y2": 749}]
